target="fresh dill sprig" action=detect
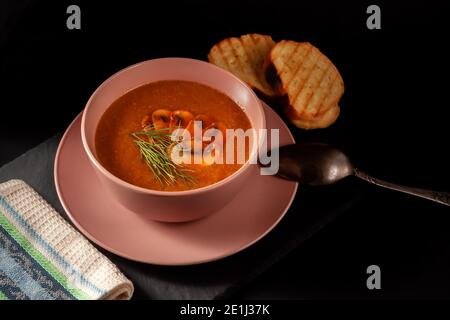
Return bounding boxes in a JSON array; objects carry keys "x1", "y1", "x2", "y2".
[{"x1": 131, "y1": 125, "x2": 195, "y2": 186}]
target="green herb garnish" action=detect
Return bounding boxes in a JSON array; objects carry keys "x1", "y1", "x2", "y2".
[{"x1": 131, "y1": 125, "x2": 195, "y2": 186}]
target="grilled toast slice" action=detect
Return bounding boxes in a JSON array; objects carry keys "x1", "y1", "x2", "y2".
[
  {"x1": 269, "y1": 41, "x2": 344, "y2": 129},
  {"x1": 208, "y1": 34, "x2": 279, "y2": 97}
]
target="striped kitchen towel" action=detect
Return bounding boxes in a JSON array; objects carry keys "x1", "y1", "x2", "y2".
[{"x1": 0, "y1": 179, "x2": 133, "y2": 300}]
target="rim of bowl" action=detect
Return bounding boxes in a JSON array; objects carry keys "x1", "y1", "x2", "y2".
[{"x1": 81, "y1": 57, "x2": 266, "y2": 197}]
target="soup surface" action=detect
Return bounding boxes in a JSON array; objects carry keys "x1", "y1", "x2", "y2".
[{"x1": 95, "y1": 80, "x2": 252, "y2": 191}]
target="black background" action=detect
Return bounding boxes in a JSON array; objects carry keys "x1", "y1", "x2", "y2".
[{"x1": 1, "y1": 0, "x2": 450, "y2": 299}]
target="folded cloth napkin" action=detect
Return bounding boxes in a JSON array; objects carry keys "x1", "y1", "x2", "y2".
[{"x1": 0, "y1": 179, "x2": 133, "y2": 300}]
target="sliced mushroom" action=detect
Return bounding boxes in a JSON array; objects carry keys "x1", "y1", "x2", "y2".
[
  {"x1": 185, "y1": 114, "x2": 214, "y2": 137},
  {"x1": 171, "y1": 110, "x2": 194, "y2": 128},
  {"x1": 204, "y1": 121, "x2": 227, "y2": 144},
  {"x1": 151, "y1": 109, "x2": 172, "y2": 130}
]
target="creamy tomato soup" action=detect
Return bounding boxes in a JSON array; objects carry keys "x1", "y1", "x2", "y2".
[{"x1": 95, "y1": 80, "x2": 252, "y2": 191}]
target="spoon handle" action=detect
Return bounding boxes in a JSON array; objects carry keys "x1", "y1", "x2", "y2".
[{"x1": 353, "y1": 168, "x2": 450, "y2": 207}]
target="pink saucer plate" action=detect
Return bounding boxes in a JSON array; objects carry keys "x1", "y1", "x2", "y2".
[{"x1": 54, "y1": 101, "x2": 298, "y2": 265}]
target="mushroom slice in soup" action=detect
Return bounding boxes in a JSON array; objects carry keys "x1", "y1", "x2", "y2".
[
  {"x1": 171, "y1": 110, "x2": 194, "y2": 128},
  {"x1": 185, "y1": 114, "x2": 214, "y2": 137},
  {"x1": 151, "y1": 109, "x2": 172, "y2": 130},
  {"x1": 204, "y1": 121, "x2": 227, "y2": 145},
  {"x1": 168, "y1": 139, "x2": 221, "y2": 167}
]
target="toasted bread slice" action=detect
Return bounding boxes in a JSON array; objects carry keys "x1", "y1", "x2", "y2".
[
  {"x1": 269, "y1": 41, "x2": 344, "y2": 129},
  {"x1": 285, "y1": 103, "x2": 341, "y2": 130},
  {"x1": 208, "y1": 34, "x2": 279, "y2": 97}
]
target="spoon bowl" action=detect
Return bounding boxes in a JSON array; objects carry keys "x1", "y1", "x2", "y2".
[{"x1": 277, "y1": 143, "x2": 353, "y2": 185}]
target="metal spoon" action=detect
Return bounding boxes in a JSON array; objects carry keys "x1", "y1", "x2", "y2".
[{"x1": 273, "y1": 143, "x2": 450, "y2": 206}]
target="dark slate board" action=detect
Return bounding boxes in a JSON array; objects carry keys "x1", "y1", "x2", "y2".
[{"x1": 0, "y1": 134, "x2": 363, "y2": 299}]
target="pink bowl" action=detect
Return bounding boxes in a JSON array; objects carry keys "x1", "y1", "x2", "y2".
[{"x1": 81, "y1": 58, "x2": 266, "y2": 222}]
